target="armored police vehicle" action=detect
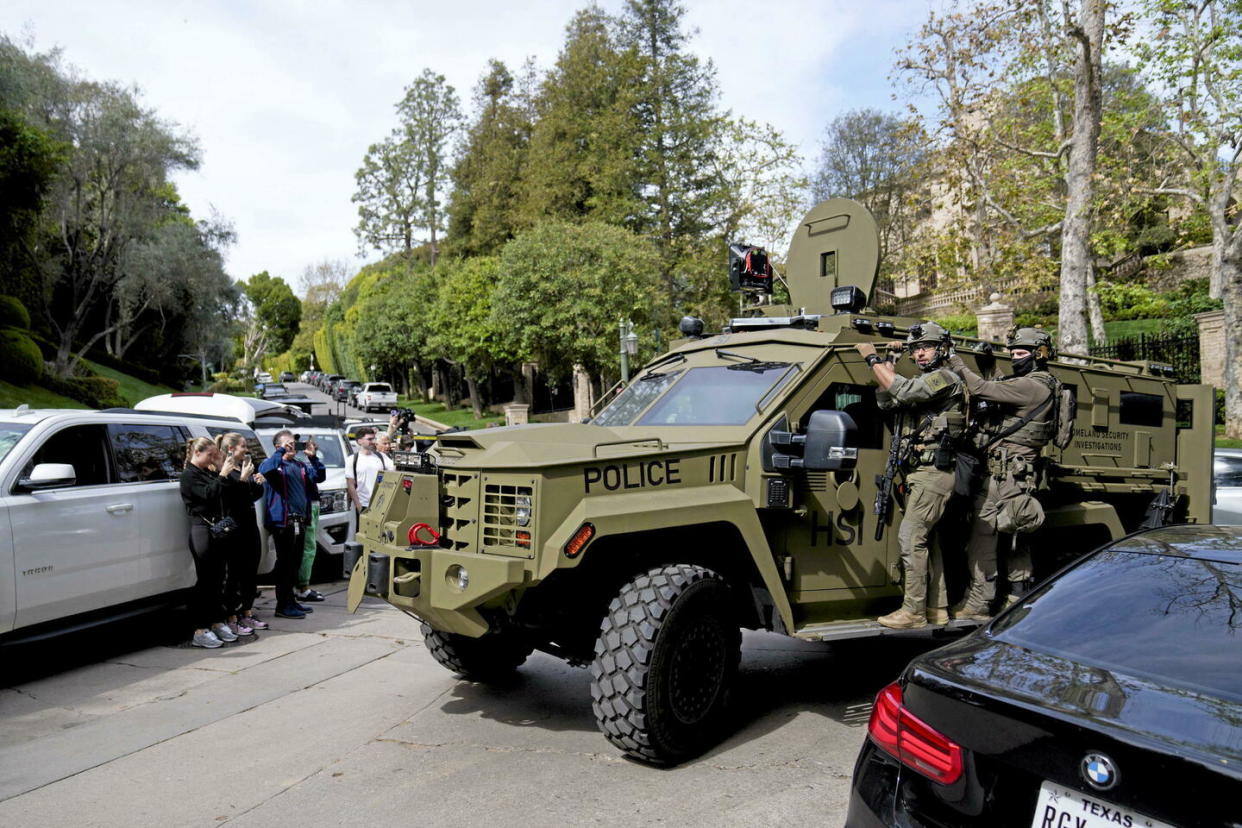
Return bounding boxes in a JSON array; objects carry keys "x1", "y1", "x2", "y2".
[{"x1": 345, "y1": 199, "x2": 1215, "y2": 765}]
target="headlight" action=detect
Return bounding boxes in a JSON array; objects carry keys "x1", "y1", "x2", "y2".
[
  {"x1": 446, "y1": 564, "x2": 469, "y2": 591},
  {"x1": 320, "y1": 489, "x2": 348, "y2": 513},
  {"x1": 514, "y1": 495, "x2": 532, "y2": 526}
]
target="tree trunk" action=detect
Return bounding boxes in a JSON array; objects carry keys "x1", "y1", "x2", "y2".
[
  {"x1": 1056, "y1": 0, "x2": 1104, "y2": 358},
  {"x1": 465, "y1": 373, "x2": 483, "y2": 419},
  {"x1": 1086, "y1": 263, "x2": 1106, "y2": 346},
  {"x1": 1222, "y1": 242, "x2": 1242, "y2": 439}
]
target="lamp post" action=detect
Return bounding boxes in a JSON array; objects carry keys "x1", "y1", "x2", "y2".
[{"x1": 619, "y1": 318, "x2": 639, "y2": 384}]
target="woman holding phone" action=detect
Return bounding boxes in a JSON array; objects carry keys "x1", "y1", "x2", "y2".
[
  {"x1": 215, "y1": 432, "x2": 268, "y2": 634},
  {"x1": 180, "y1": 438, "x2": 241, "y2": 648}
]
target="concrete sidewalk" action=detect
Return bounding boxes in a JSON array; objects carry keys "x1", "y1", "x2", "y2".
[{"x1": 0, "y1": 584, "x2": 935, "y2": 827}]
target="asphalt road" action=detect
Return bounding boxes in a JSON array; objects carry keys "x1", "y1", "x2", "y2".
[{"x1": 0, "y1": 585, "x2": 949, "y2": 827}]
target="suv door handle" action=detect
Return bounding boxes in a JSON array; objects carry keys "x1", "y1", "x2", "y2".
[{"x1": 106, "y1": 503, "x2": 133, "y2": 514}]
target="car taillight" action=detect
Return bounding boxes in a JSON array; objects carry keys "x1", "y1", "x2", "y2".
[{"x1": 868, "y1": 681, "x2": 963, "y2": 785}]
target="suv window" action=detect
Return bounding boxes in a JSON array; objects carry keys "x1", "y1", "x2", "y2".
[
  {"x1": 991, "y1": 545, "x2": 1242, "y2": 702},
  {"x1": 366, "y1": 384, "x2": 392, "y2": 393},
  {"x1": 0, "y1": 423, "x2": 33, "y2": 465},
  {"x1": 109, "y1": 423, "x2": 185, "y2": 482},
  {"x1": 206, "y1": 427, "x2": 266, "y2": 460},
  {"x1": 22, "y1": 424, "x2": 112, "y2": 487}
]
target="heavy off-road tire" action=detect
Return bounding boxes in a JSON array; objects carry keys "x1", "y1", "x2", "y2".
[
  {"x1": 421, "y1": 623, "x2": 533, "y2": 682},
  {"x1": 590, "y1": 564, "x2": 741, "y2": 765}
]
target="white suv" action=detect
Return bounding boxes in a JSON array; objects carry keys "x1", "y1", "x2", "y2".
[{"x1": 0, "y1": 407, "x2": 269, "y2": 640}]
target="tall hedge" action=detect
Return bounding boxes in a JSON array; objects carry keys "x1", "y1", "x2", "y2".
[
  {"x1": 0, "y1": 329, "x2": 43, "y2": 384},
  {"x1": 0, "y1": 295, "x2": 32, "y2": 330}
]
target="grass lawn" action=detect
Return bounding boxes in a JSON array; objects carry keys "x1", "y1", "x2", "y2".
[
  {"x1": 1216, "y1": 425, "x2": 1242, "y2": 449},
  {"x1": 397, "y1": 397, "x2": 505, "y2": 429},
  {"x1": 0, "y1": 379, "x2": 88, "y2": 409},
  {"x1": 84, "y1": 359, "x2": 177, "y2": 406},
  {"x1": 1100, "y1": 319, "x2": 1170, "y2": 341}
]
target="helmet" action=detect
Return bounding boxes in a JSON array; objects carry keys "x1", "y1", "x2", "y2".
[
  {"x1": 906, "y1": 321, "x2": 952, "y2": 370},
  {"x1": 1006, "y1": 326, "x2": 1055, "y2": 361}
]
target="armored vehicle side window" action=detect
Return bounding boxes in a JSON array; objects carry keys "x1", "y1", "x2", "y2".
[
  {"x1": 637, "y1": 364, "x2": 799, "y2": 426},
  {"x1": 804, "y1": 383, "x2": 883, "y2": 449},
  {"x1": 22, "y1": 424, "x2": 112, "y2": 487},
  {"x1": 1120, "y1": 391, "x2": 1163, "y2": 427},
  {"x1": 593, "y1": 369, "x2": 684, "y2": 427},
  {"x1": 109, "y1": 424, "x2": 184, "y2": 482}
]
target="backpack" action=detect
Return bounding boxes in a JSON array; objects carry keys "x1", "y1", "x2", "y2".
[{"x1": 1042, "y1": 374, "x2": 1077, "y2": 451}]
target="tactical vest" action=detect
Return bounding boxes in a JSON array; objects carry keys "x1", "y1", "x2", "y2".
[
  {"x1": 991, "y1": 372, "x2": 1057, "y2": 450},
  {"x1": 908, "y1": 369, "x2": 966, "y2": 466}
]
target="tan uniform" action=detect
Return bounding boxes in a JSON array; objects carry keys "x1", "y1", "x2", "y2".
[
  {"x1": 947, "y1": 354, "x2": 1055, "y2": 607},
  {"x1": 877, "y1": 368, "x2": 964, "y2": 615}
]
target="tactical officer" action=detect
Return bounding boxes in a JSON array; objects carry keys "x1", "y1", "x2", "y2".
[
  {"x1": 946, "y1": 327, "x2": 1057, "y2": 618},
  {"x1": 855, "y1": 322, "x2": 965, "y2": 629}
]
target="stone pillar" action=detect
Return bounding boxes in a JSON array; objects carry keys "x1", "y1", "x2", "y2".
[
  {"x1": 504, "y1": 404, "x2": 530, "y2": 427},
  {"x1": 975, "y1": 293, "x2": 1014, "y2": 343},
  {"x1": 1196, "y1": 309, "x2": 1225, "y2": 389},
  {"x1": 572, "y1": 364, "x2": 594, "y2": 423}
]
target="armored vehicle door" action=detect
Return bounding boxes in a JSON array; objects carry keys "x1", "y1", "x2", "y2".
[{"x1": 759, "y1": 360, "x2": 898, "y2": 609}]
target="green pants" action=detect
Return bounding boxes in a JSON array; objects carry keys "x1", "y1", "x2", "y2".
[
  {"x1": 297, "y1": 503, "x2": 320, "y2": 589},
  {"x1": 963, "y1": 464, "x2": 1036, "y2": 607},
  {"x1": 896, "y1": 466, "x2": 954, "y2": 613}
]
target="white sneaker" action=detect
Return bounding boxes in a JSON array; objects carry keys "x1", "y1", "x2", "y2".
[
  {"x1": 211, "y1": 622, "x2": 238, "y2": 643},
  {"x1": 192, "y1": 629, "x2": 222, "y2": 649}
]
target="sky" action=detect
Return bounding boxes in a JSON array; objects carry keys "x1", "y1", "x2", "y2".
[{"x1": 3, "y1": 0, "x2": 936, "y2": 292}]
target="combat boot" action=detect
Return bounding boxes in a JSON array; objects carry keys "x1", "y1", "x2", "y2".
[
  {"x1": 926, "y1": 607, "x2": 950, "y2": 625},
  {"x1": 877, "y1": 608, "x2": 928, "y2": 629},
  {"x1": 951, "y1": 601, "x2": 992, "y2": 623}
]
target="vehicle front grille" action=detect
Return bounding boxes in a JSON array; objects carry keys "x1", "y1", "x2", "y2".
[
  {"x1": 482, "y1": 484, "x2": 532, "y2": 546},
  {"x1": 440, "y1": 471, "x2": 478, "y2": 551}
]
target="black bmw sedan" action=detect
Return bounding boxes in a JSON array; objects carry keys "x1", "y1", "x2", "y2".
[{"x1": 848, "y1": 524, "x2": 1242, "y2": 828}]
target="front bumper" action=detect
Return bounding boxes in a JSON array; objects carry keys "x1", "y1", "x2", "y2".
[{"x1": 351, "y1": 540, "x2": 525, "y2": 637}]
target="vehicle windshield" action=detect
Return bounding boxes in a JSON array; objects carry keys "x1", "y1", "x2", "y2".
[
  {"x1": 593, "y1": 363, "x2": 798, "y2": 427},
  {"x1": 367, "y1": 384, "x2": 392, "y2": 393},
  {"x1": 0, "y1": 423, "x2": 33, "y2": 464}
]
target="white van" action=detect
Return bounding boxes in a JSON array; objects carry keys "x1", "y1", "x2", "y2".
[{"x1": 0, "y1": 406, "x2": 268, "y2": 641}]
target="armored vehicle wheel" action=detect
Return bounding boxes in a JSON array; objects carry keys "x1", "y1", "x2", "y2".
[
  {"x1": 421, "y1": 623, "x2": 533, "y2": 682},
  {"x1": 590, "y1": 564, "x2": 740, "y2": 765}
]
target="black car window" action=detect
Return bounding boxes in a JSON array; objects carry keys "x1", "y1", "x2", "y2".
[
  {"x1": 991, "y1": 546, "x2": 1242, "y2": 702},
  {"x1": 22, "y1": 424, "x2": 112, "y2": 487},
  {"x1": 109, "y1": 424, "x2": 184, "y2": 482}
]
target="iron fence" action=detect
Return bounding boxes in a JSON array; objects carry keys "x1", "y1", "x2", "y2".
[{"x1": 1089, "y1": 331, "x2": 1200, "y2": 383}]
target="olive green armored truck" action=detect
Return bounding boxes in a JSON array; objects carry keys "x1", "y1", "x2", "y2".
[{"x1": 345, "y1": 198, "x2": 1215, "y2": 765}]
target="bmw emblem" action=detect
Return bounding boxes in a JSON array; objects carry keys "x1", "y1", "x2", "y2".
[{"x1": 1081, "y1": 752, "x2": 1119, "y2": 791}]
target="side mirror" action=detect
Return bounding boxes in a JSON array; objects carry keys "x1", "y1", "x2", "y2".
[
  {"x1": 802, "y1": 410, "x2": 860, "y2": 471},
  {"x1": 762, "y1": 410, "x2": 859, "y2": 471},
  {"x1": 17, "y1": 462, "x2": 77, "y2": 491}
]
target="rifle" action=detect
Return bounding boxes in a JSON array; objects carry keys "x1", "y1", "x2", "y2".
[
  {"x1": 874, "y1": 413, "x2": 907, "y2": 541},
  {"x1": 1139, "y1": 468, "x2": 1179, "y2": 530}
]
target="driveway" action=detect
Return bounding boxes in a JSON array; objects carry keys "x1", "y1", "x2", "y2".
[{"x1": 0, "y1": 584, "x2": 944, "y2": 826}]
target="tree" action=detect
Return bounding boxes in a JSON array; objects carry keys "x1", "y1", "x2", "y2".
[
  {"x1": 352, "y1": 131, "x2": 423, "y2": 253},
  {"x1": 1138, "y1": 0, "x2": 1242, "y2": 437},
  {"x1": 494, "y1": 221, "x2": 671, "y2": 384},
  {"x1": 350, "y1": 265, "x2": 439, "y2": 400},
  {"x1": 448, "y1": 60, "x2": 534, "y2": 258},
  {"x1": 519, "y1": 8, "x2": 644, "y2": 228},
  {"x1": 396, "y1": 70, "x2": 461, "y2": 265},
  {"x1": 813, "y1": 108, "x2": 926, "y2": 269},
  {"x1": 428, "y1": 256, "x2": 511, "y2": 417},
  {"x1": 241, "y1": 271, "x2": 301, "y2": 369}
]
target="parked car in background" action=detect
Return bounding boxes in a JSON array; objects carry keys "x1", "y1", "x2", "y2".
[
  {"x1": 355, "y1": 382, "x2": 398, "y2": 413},
  {"x1": 260, "y1": 383, "x2": 289, "y2": 400},
  {"x1": 335, "y1": 380, "x2": 361, "y2": 403},
  {"x1": 848, "y1": 523, "x2": 1242, "y2": 828},
  {"x1": 255, "y1": 425, "x2": 355, "y2": 578},
  {"x1": 256, "y1": 372, "x2": 272, "y2": 384},
  {"x1": 0, "y1": 405, "x2": 271, "y2": 641},
  {"x1": 1214, "y1": 448, "x2": 1242, "y2": 524},
  {"x1": 280, "y1": 372, "x2": 295, "y2": 382}
]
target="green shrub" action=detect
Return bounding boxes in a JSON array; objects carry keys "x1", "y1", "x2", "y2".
[
  {"x1": 1093, "y1": 281, "x2": 1170, "y2": 321},
  {"x1": 0, "y1": 295, "x2": 32, "y2": 330},
  {"x1": 931, "y1": 312, "x2": 977, "y2": 334},
  {"x1": 208, "y1": 378, "x2": 248, "y2": 393},
  {"x1": 0, "y1": 330, "x2": 43, "y2": 384},
  {"x1": 42, "y1": 375, "x2": 126, "y2": 408}
]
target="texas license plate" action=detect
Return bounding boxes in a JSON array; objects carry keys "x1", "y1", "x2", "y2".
[{"x1": 1031, "y1": 780, "x2": 1173, "y2": 828}]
